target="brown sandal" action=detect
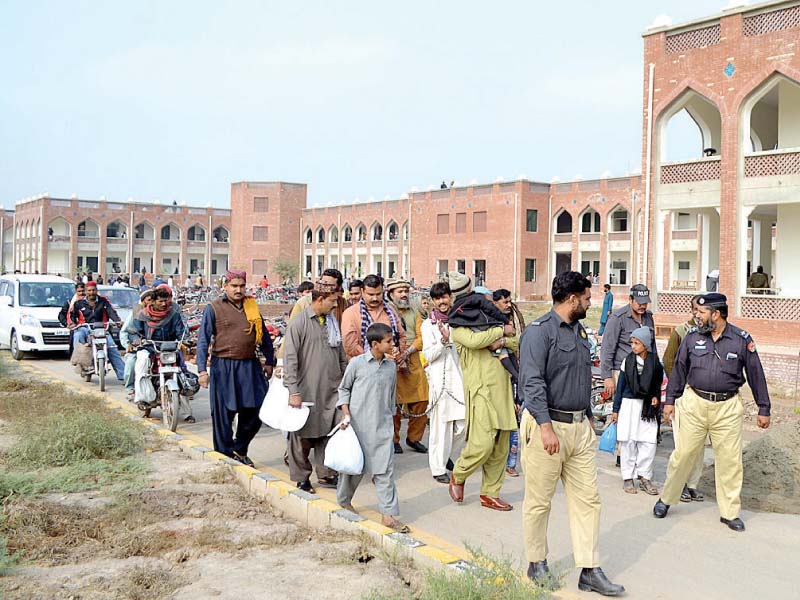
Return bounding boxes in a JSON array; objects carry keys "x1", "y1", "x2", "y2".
[{"x1": 383, "y1": 518, "x2": 410, "y2": 533}]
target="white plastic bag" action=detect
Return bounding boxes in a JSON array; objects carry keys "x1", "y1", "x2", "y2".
[
  {"x1": 134, "y1": 350, "x2": 156, "y2": 404},
  {"x1": 259, "y1": 376, "x2": 309, "y2": 432},
  {"x1": 324, "y1": 425, "x2": 364, "y2": 475}
]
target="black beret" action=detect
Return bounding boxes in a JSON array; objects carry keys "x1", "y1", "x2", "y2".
[{"x1": 698, "y1": 293, "x2": 727, "y2": 308}]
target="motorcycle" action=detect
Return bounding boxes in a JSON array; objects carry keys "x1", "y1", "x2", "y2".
[
  {"x1": 77, "y1": 322, "x2": 112, "y2": 392},
  {"x1": 135, "y1": 339, "x2": 197, "y2": 432},
  {"x1": 586, "y1": 328, "x2": 613, "y2": 433}
]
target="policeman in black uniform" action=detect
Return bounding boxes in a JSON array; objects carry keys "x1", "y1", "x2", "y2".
[
  {"x1": 654, "y1": 293, "x2": 770, "y2": 531},
  {"x1": 520, "y1": 271, "x2": 624, "y2": 596}
]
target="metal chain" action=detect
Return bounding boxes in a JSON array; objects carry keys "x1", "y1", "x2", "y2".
[{"x1": 397, "y1": 344, "x2": 464, "y2": 418}]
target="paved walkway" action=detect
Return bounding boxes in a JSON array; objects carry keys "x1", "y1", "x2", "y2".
[{"x1": 12, "y1": 353, "x2": 799, "y2": 600}]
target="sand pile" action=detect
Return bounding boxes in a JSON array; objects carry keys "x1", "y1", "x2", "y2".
[{"x1": 700, "y1": 420, "x2": 800, "y2": 514}]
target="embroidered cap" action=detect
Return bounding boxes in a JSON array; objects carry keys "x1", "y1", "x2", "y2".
[
  {"x1": 313, "y1": 279, "x2": 338, "y2": 293},
  {"x1": 386, "y1": 278, "x2": 411, "y2": 293},
  {"x1": 225, "y1": 269, "x2": 247, "y2": 282}
]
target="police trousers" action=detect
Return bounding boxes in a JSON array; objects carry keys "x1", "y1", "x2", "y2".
[
  {"x1": 674, "y1": 396, "x2": 707, "y2": 489},
  {"x1": 662, "y1": 388, "x2": 743, "y2": 519},
  {"x1": 520, "y1": 411, "x2": 600, "y2": 568}
]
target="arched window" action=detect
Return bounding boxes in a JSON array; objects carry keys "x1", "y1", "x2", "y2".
[
  {"x1": 556, "y1": 212, "x2": 572, "y2": 234},
  {"x1": 371, "y1": 223, "x2": 383, "y2": 241},
  {"x1": 580, "y1": 209, "x2": 601, "y2": 233},
  {"x1": 343, "y1": 225, "x2": 352, "y2": 242}
]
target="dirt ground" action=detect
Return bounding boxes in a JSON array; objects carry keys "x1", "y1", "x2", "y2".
[
  {"x1": 2, "y1": 439, "x2": 416, "y2": 600},
  {"x1": 700, "y1": 419, "x2": 800, "y2": 515}
]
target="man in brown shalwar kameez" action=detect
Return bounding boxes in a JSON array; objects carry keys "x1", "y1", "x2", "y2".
[{"x1": 283, "y1": 280, "x2": 348, "y2": 492}]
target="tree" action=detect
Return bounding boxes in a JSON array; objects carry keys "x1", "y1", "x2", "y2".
[{"x1": 273, "y1": 258, "x2": 298, "y2": 285}]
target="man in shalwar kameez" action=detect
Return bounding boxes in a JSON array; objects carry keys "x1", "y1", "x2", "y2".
[
  {"x1": 283, "y1": 280, "x2": 348, "y2": 492},
  {"x1": 386, "y1": 279, "x2": 430, "y2": 454},
  {"x1": 421, "y1": 281, "x2": 466, "y2": 483},
  {"x1": 446, "y1": 272, "x2": 518, "y2": 511},
  {"x1": 197, "y1": 270, "x2": 274, "y2": 467}
]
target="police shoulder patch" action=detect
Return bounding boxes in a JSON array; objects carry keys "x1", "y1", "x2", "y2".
[
  {"x1": 739, "y1": 329, "x2": 750, "y2": 339},
  {"x1": 747, "y1": 341, "x2": 756, "y2": 353},
  {"x1": 687, "y1": 326, "x2": 698, "y2": 333},
  {"x1": 534, "y1": 313, "x2": 551, "y2": 326},
  {"x1": 580, "y1": 328, "x2": 587, "y2": 339}
]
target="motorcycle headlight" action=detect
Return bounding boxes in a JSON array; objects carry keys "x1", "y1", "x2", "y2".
[
  {"x1": 19, "y1": 314, "x2": 40, "y2": 328},
  {"x1": 160, "y1": 351, "x2": 177, "y2": 365},
  {"x1": 92, "y1": 328, "x2": 107, "y2": 339}
]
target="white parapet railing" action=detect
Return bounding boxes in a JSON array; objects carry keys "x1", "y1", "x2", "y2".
[{"x1": 740, "y1": 294, "x2": 800, "y2": 321}]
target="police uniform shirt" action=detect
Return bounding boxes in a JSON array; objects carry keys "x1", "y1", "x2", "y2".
[
  {"x1": 665, "y1": 323, "x2": 771, "y2": 416},
  {"x1": 520, "y1": 309, "x2": 593, "y2": 425},
  {"x1": 599, "y1": 304, "x2": 657, "y2": 379}
]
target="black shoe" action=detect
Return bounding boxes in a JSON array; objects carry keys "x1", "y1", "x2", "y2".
[
  {"x1": 297, "y1": 480, "x2": 314, "y2": 493},
  {"x1": 526, "y1": 560, "x2": 550, "y2": 581},
  {"x1": 232, "y1": 452, "x2": 254, "y2": 467},
  {"x1": 680, "y1": 484, "x2": 692, "y2": 502},
  {"x1": 433, "y1": 473, "x2": 450, "y2": 484},
  {"x1": 688, "y1": 488, "x2": 704, "y2": 502},
  {"x1": 394, "y1": 442, "x2": 403, "y2": 454},
  {"x1": 317, "y1": 475, "x2": 338, "y2": 489},
  {"x1": 721, "y1": 517, "x2": 745, "y2": 532},
  {"x1": 653, "y1": 499, "x2": 670, "y2": 518},
  {"x1": 446, "y1": 458, "x2": 455, "y2": 471},
  {"x1": 615, "y1": 456, "x2": 621, "y2": 468},
  {"x1": 406, "y1": 439, "x2": 428, "y2": 453},
  {"x1": 578, "y1": 567, "x2": 625, "y2": 596}
]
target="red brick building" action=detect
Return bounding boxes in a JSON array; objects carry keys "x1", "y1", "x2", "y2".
[
  {"x1": 6, "y1": 0, "x2": 800, "y2": 344},
  {"x1": 641, "y1": 0, "x2": 800, "y2": 340},
  {"x1": 8, "y1": 196, "x2": 231, "y2": 283}
]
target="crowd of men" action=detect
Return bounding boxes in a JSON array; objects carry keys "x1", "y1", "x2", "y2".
[{"x1": 185, "y1": 267, "x2": 772, "y2": 596}]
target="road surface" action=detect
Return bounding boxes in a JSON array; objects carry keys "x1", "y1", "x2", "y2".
[{"x1": 9, "y1": 352, "x2": 799, "y2": 600}]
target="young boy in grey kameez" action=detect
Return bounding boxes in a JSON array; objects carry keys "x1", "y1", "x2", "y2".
[{"x1": 337, "y1": 323, "x2": 409, "y2": 532}]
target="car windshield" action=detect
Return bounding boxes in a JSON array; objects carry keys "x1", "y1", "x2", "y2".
[
  {"x1": 101, "y1": 288, "x2": 139, "y2": 309},
  {"x1": 19, "y1": 282, "x2": 75, "y2": 307}
]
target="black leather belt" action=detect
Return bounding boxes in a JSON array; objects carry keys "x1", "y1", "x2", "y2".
[
  {"x1": 548, "y1": 408, "x2": 587, "y2": 424},
  {"x1": 691, "y1": 387, "x2": 738, "y2": 402}
]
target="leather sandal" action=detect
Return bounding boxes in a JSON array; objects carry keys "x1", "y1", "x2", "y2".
[{"x1": 448, "y1": 473, "x2": 464, "y2": 503}]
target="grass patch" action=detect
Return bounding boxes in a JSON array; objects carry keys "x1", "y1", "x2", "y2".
[
  {"x1": 364, "y1": 545, "x2": 552, "y2": 600},
  {"x1": 0, "y1": 536, "x2": 18, "y2": 576},
  {"x1": 521, "y1": 303, "x2": 601, "y2": 330},
  {"x1": 7, "y1": 412, "x2": 142, "y2": 468},
  {"x1": 0, "y1": 456, "x2": 147, "y2": 499}
]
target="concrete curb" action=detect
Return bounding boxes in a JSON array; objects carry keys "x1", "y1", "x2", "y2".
[
  {"x1": 8, "y1": 359, "x2": 479, "y2": 577},
  {"x1": 8, "y1": 357, "x2": 586, "y2": 599}
]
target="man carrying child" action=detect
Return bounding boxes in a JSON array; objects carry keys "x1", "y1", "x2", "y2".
[{"x1": 445, "y1": 272, "x2": 518, "y2": 511}]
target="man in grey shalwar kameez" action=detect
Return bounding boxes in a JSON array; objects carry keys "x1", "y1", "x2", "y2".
[
  {"x1": 337, "y1": 322, "x2": 408, "y2": 532},
  {"x1": 283, "y1": 281, "x2": 348, "y2": 492}
]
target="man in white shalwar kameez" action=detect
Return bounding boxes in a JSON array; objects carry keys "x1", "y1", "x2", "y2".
[{"x1": 421, "y1": 282, "x2": 466, "y2": 483}]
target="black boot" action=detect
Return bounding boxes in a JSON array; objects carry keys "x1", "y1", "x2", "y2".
[
  {"x1": 446, "y1": 458, "x2": 455, "y2": 471},
  {"x1": 653, "y1": 499, "x2": 670, "y2": 518},
  {"x1": 526, "y1": 560, "x2": 549, "y2": 581},
  {"x1": 578, "y1": 567, "x2": 625, "y2": 596}
]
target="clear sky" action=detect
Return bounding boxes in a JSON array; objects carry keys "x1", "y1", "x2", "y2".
[{"x1": 0, "y1": 0, "x2": 729, "y2": 209}]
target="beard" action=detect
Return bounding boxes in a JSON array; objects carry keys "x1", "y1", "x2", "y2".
[
  {"x1": 695, "y1": 316, "x2": 713, "y2": 334},
  {"x1": 393, "y1": 297, "x2": 410, "y2": 309},
  {"x1": 571, "y1": 305, "x2": 588, "y2": 321}
]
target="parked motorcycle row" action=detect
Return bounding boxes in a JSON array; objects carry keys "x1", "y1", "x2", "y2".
[{"x1": 71, "y1": 301, "x2": 287, "y2": 433}]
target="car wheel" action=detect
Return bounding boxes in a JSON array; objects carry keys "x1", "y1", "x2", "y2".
[{"x1": 10, "y1": 330, "x2": 24, "y2": 361}]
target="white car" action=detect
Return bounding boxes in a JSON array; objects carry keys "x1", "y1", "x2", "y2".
[{"x1": 0, "y1": 274, "x2": 76, "y2": 360}]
